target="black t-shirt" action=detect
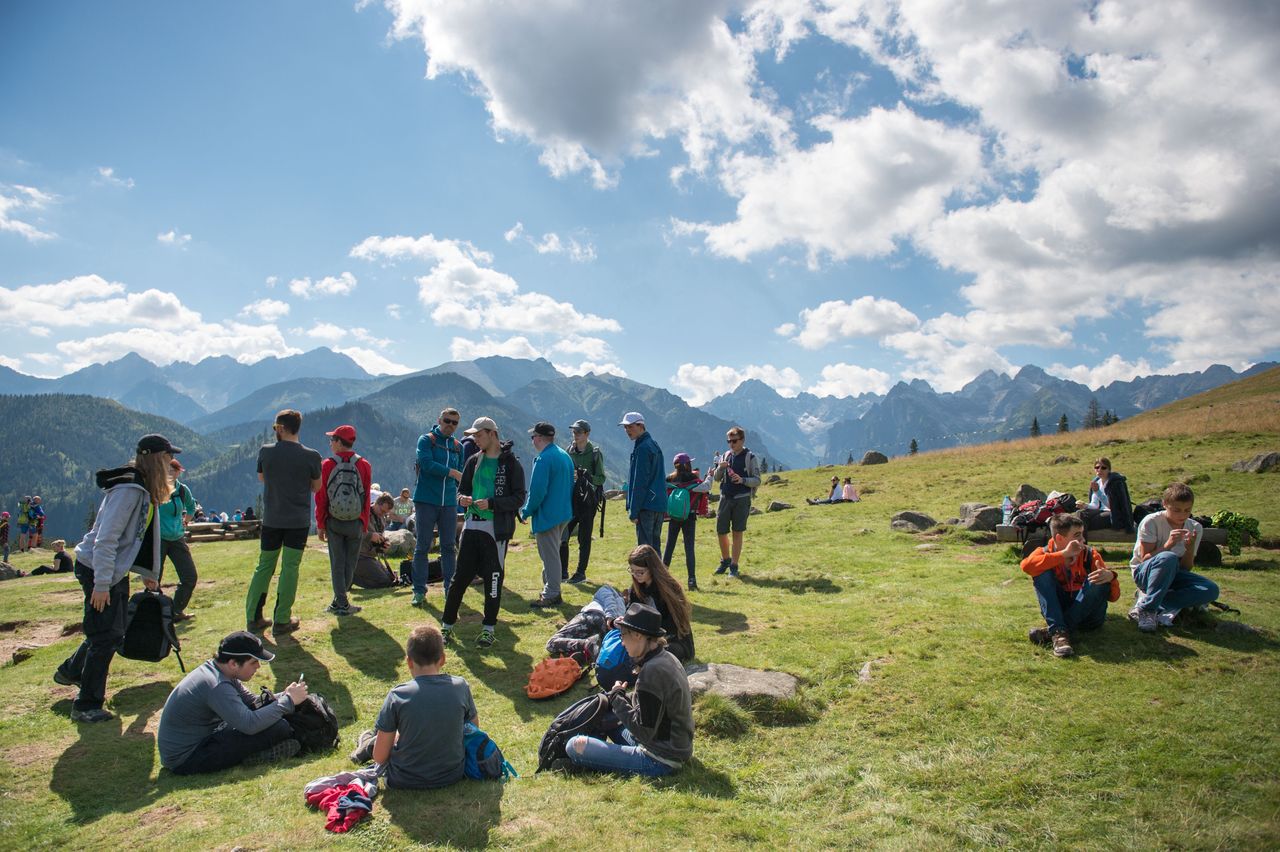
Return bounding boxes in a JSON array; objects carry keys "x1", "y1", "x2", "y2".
[{"x1": 257, "y1": 440, "x2": 323, "y2": 529}]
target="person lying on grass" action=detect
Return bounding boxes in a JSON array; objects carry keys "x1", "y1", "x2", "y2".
[
  {"x1": 158, "y1": 630, "x2": 308, "y2": 774},
  {"x1": 1128, "y1": 482, "x2": 1219, "y2": 633},
  {"x1": 1021, "y1": 513, "x2": 1119, "y2": 658},
  {"x1": 561, "y1": 602, "x2": 693, "y2": 777}
]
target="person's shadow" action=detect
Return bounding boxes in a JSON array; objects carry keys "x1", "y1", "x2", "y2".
[
  {"x1": 50, "y1": 681, "x2": 171, "y2": 822},
  {"x1": 268, "y1": 635, "x2": 357, "y2": 725},
  {"x1": 450, "y1": 616, "x2": 539, "y2": 723},
  {"x1": 737, "y1": 572, "x2": 843, "y2": 595},
  {"x1": 330, "y1": 617, "x2": 407, "y2": 683},
  {"x1": 380, "y1": 779, "x2": 505, "y2": 849},
  {"x1": 690, "y1": 601, "x2": 750, "y2": 635},
  {"x1": 1069, "y1": 616, "x2": 1200, "y2": 663},
  {"x1": 652, "y1": 757, "x2": 737, "y2": 798}
]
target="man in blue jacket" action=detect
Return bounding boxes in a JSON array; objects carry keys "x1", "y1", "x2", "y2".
[
  {"x1": 520, "y1": 422, "x2": 575, "y2": 608},
  {"x1": 620, "y1": 412, "x2": 665, "y2": 550},
  {"x1": 412, "y1": 408, "x2": 464, "y2": 606}
]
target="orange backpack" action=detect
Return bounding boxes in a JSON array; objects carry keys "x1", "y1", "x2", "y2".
[{"x1": 525, "y1": 656, "x2": 587, "y2": 700}]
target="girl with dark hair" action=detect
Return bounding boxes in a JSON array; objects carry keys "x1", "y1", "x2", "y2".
[
  {"x1": 662, "y1": 452, "x2": 705, "y2": 591},
  {"x1": 620, "y1": 544, "x2": 694, "y2": 662}
]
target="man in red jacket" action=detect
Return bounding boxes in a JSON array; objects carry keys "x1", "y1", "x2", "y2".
[
  {"x1": 1021, "y1": 513, "x2": 1119, "y2": 657},
  {"x1": 317, "y1": 424, "x2": 373, "y2": 617}
]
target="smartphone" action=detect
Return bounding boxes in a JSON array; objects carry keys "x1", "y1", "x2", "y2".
[{"x1": 299, "y1": 672, "x2": 306, "y2": 683}]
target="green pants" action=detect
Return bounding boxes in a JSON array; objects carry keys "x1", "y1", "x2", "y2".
[{"x1": 245, "y1": 546, "x2": 305, "y2": 625}]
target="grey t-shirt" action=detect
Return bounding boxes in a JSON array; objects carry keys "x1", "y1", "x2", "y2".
[
  {"x1": 375, "y1": 673, "x2": 477, "y2": 789},
  {"x1": 257, "y1": 440, "x2": 323, "y2": 529}
]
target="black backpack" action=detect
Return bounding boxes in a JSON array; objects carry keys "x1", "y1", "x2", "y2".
[
  {"x1": 290, "y1": 694, "x2": 341, "y2": 754},
  {"x1": 571, "y1": 466, "x2": 599, "y2": 522},
  {"x1": 119, "y1": 589, "x2": 185, "y2": 672},
  {"x1": 536, "y1": 693, "x2": 613, "y2": 772}
]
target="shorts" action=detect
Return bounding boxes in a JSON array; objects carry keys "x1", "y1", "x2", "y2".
[
  {"x1": 18, "y1": 524, "x2": 32, "y2": 534},
  {"x1": 716, "y1": 495, "x2": 751, "y2": 534},
  {"x1": 260, "y1": 525, "x2": 309, "y2": 551}
]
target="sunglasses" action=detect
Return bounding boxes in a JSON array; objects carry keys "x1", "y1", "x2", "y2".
[
  {"x1": 1094, "y1": 465, "x2": 1109, "y2": 470},
  {"x1": 441, "y1": 418, "x2": 459, "y2": 426},
  {"x1": 727, "y1": 436, "x2": 742, "y2": 443}
]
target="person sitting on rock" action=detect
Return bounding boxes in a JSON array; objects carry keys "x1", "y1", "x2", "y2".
[
  {"x1": 1083, "y1": 456, "x2": 1134, "y2": 531},
  {"x1": 1021, "y1": 513, "x2": 1120, "y2": 657}
]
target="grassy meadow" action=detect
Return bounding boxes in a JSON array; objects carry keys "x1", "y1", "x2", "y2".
[{"x1": 0, "y1": 370, "x2": 1278, "y2": 849}]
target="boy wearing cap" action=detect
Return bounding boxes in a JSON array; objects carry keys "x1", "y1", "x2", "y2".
[
  {"x1": 562, "y1": 419, "x2": 606, "y2": 584},
  {"x1": 620, "y1": 412, "x2": 666, "y2": 551},
  {"x1": 158, "y1": 631, "x2": 308, "y2": 774},
  {"x1": 246, "y1": 410, "x2": 323, "y2": 636},
  {"x1": 316, "y1": 424, "x2": 373, "y2": 617},
  {"x1": 521, "y1": 422, "x2": 576, "y2": 608}
]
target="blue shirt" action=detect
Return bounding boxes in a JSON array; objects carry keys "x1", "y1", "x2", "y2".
[
  {"x1": 413, "y1": 426, "x2": 464, "y2": 506},
  {"x1": 520, "y1": 442, "x2": 575, "y2": 533}
]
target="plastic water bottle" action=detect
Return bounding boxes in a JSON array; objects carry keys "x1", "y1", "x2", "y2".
[{"x1": 1002, "y1": 495, "x2": 1014, "y2": 525}]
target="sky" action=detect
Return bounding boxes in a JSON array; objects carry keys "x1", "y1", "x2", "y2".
[{"x1": 1, "y1": 0, "x2": 1278, "y2": 407}]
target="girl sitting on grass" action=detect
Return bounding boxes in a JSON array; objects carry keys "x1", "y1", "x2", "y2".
[{"x1": 619, "y1": 544, "x2": 695, "y2": 662}]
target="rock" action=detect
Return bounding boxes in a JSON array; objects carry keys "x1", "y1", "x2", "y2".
[
  {"x1": 686, "y1": 662, "x2": 799, "y2": 704},
  {"x1": 946, "y1": 518, "x2": 960, "y2": 526},
  {"x1": 604, "y1": 489, "x2": 625, "y2": 500},
  {"x1": 890, "y1": 510, "x2": 937, "y2": 533},
  {"x1": 962, "y1": 506, "x2": 1003, "y2": 532},
  {"x1": 1014, "y1": 484, "x2": 1046, "y2": 505},
  {"x1": 706, "y1": 509, "x2": 717, "y2": 519},
  {"x1": 959, "y1": 502, "x2": 990, "y2": 521},
  {"x1": 382, "y1": 529, "x2": 416, "y2": 559},
  {"x1": 915, "y1": 543, "x2": 939, "y2": 551},
  {"x1": 1230, "y1": 452, "x2": 1280, "y2": 473},
  {"x1": 766, "y1": 501, "x2": 793, "y2": 512},
  {"x1": 1049, "y1": 455, "x2": 1076, "y2": 465},
  {"x1": 765, "y1": 474, "x2": 783, "y2": 485},
  {"x1": 861, "y1": 451, "x2": 889, "y2": 465},
  {"x1": 1095, "y1": 439, "x2": 1126, "y2": 446}
]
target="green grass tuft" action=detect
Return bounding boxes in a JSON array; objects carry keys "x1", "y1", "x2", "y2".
[{"x1": 694, "y1": 693, "x2": 754, "y2": 738}]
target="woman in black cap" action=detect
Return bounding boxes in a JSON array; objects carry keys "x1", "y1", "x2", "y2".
[
  {"x1": 53, "y1": 434, "x2": 178, "y2": 723},
  {"x1": 621, "y1": 544, "x2": 695, "y2": 662},
  {"x1": 563, "y1": 601, "x2": 694, "y2": 777}
]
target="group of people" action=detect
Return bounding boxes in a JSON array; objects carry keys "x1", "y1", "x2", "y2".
[
  {"x1": 806, "y1": 476, "x2": 860, "y2": 505},
  {"x1": 2, "y1": 494, "x2": 46, "y2": 559}
]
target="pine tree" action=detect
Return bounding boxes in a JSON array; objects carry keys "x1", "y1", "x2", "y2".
[
  {"x1": 1085, "y1": 397, "x2": 1101, "y2": 429},
  {"x1": 1058, "y1": 413, "x2": 1070, "y2": 433},
  {"x1": 909, "y1": 438, "x2": 919, "y2": 455},
  {"x1": 1030, "y1": 417, "x2": 1041, "y2": 437},
  {"x1": 846, "y1": 452, "x2": 854, "y2": 465},
  {"x1": 760, "y1": 458, "x2": 769, "y2": 473}
]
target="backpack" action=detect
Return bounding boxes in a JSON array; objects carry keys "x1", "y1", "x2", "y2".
[
  {"x1": 119, "y1": 589, "x2": 185, "y2": 671},
  {"x1": 594, "y1": 628, "x2": 635, "y2": 691},
  {"x1": 525, "y1": 656, "x2": 588, "y2": 700},
  {"x1": 536, "y1": 693, "x2": 613, "y2": 772},
  {"x1": 571, "y1": 466, "x2": 599, "y2": 522},
  {"x1": 288, "y1": 694, "x2": 341, "y2": 754},
  {"x1": 666, "y1": 485, "x2": 691, "y2": 521},
  {"x1": 463, "y1": 722, "x2": 518, "y2": 781},
  {"x1": 326, "y1": 454, "x2": 365, "y2": 521}
]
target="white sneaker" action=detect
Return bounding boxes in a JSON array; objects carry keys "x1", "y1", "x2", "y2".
[
  {"x1": 1136, "y1": 609, "x2": 1159, "y2": 633},
  {"x1": 1158, "y1": 609, "x2": 1179, "y2": 627}
]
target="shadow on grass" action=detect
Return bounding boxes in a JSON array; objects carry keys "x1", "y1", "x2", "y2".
[
  {"x1": 330, "y1": 616, "x2": 407, "y2": 683},
  {"x1": 1222, "y1": 556, "x2": 1280, "y2": 571},
  {"x1": 454, "y1": 619, "x2": 538, "y2": 723},
  {"x1": 651, "y1": 758, "x2": 738, "y2": 799},
  {"x1": 381, "y1": 780, "x2": 504, "y2": 849},
  {"x1": 50, "y1": 681, "x2": 171, "y2": 822},
  {"x1": 737, "y1": 573, "x2": 843, "y2": 595},
  {"x1": 268, "y1": 634, "x2": 356, "y2": 725},
  {"x1": 691, "y1": 601, "x2": 750, "y2": 635}
]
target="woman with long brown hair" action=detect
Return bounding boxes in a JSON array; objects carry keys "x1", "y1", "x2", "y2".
[{"x1": 621, "y1": 544, "x2": 694, "y2": 662}]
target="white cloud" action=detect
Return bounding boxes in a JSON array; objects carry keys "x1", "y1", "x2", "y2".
[
  {"x1": 0, "y1": 355, "x2": 21, "y2": 370},
  {"x1": 386, "y1": 303, "x2": 402, "y2": 320},
  {"x1": 304, "y1": 321, "x2": 391, "y2": 348},
  {"x1": 0, "y1": 275, "x2": 200, "y2": 329},
  {"x1": 808, "y1": 363, "x2": 893, "y2": 398},
  {"x1": 265, "y1": 275, "x2": 279, "y2": 288},
  {"x1": 1048, "y1": 355, "x2": 1160, "y2": 389},
  {"x1": 58, "y1": 322, "x2": 300, "y2": 372},
  {"x1": 884, "y1": 329, "x2": 1015, "y2": 393},
  {"x1": 0, "y1": 184, "x2": 55, "y2": 242},
  {"x1": 554, "y1": 359, "x2": 627, "y2": 378},
  {"x1": 449, "y1": 335, "x2": 541, "y2": 361},
  {"x1": 96, "y1": 166, "x2": 135, "y2": 189},
  {"x1": 505, "y1": 221, "x2": 596, "y2": 262},
  {"x1": 782, "y1": 296, "x2": 920, "y2": 350},
  {"x1": 157, "y1": 229, "x2": 191, "y2": 248},
  {"x1": 288, "y1": 271, "x2": 358, "y2": 299},
  {"x1": 28, "y1": 326, "x2": 51, "y2": 338},
  {"x1": 669, "y1": 362, "x2": 805, "y2": 406},
  {"x1": 332, "y1": 346, "x2": 414, "y2": 376},
  {"x1": 239, "y1": 298, "x2": 291, "y2": 322}
]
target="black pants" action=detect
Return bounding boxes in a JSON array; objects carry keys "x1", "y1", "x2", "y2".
[
  {"x1": 663, "y1": 516, "x2": 697, "y2": 580},
  {"x1": 559, "y1": 509, "x2": 596, "y2": 577},
  {"x1": 57, "y1": 561, "x2": 129, "y2": 711},
  {"x1": 161, "y1": 537, "x2": 198, "y2": 614},
  {"x1": 443, "y1": 529, "x2": 506, "y2": 628},
  {"x1": 171, "y1": 718, "x2": 294, "y2": 775}
]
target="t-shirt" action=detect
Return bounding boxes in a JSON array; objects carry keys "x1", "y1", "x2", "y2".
[
  {"x1": 375, "y1": 674, "x2": 477, "y2": 789},
  {"x1": 1131, "y1": 512, "x2": 1203, "y2": 567},
  {"x1": 468, "y1": 456, "x2": 498, "y2": 521},
  {"x1": 257, "y1": 440, "x2": 323, "y2": 529}
]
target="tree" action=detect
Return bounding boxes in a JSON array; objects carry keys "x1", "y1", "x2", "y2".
[
  {"x1": 760, "y1": 457, "x2": 769, "y2": 473},
  {"x1": 1030, "y1": 417, "x2": 1041, "y2": 437},
  {"x1": 1057, "y1": 413, "x2": 1070, "y2": 433},
  {"x1": 1085, "y1": 397, "x2": 1101, "y2": 429},
  {"x1": 846, "y1": 452, "x2": 854, "y2": 465},
  {"x1": 909, "y1": 438, "x2": 919, "y2": 455}
]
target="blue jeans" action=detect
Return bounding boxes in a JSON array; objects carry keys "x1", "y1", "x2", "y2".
[
  {"x1": 1132, "y1": 551, "x2": 1219, "y2": 613},
  {"x1": 1032, "y1": 571, "x2": 1109, "y2": 634},
  {"x1": 663, "y1": 515, "x2": 696, "y2": 580},
  {"x1": 412, "y1": 501, "x2": 457, "y2": 595},
  {"x1": 635, "y1": 510, "x2": 663, "y2": 551},
  {"x1": 565, "y1": 733, "x2": 676, "y2": 777}
]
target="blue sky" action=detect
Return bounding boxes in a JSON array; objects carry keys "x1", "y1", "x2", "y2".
[{"x1": 2, "y1": 0, "x2": 1277, "y2": 406}]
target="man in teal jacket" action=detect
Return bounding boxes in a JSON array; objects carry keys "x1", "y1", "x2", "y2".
[
  {"x1": 520, "y1": 422, "x2": 575, "y2": 608},
  {"x1": 620, "y1": 412, "x2": 665, "y2": 550},
  {"x1": 412, "y1": 408, "x2": 464, "y2": 605}
]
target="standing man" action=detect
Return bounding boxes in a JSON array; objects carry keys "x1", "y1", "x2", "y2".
[
  {"x1": 316, "y1": 424, "x2": 373, "y2": 617},
  {"x1": 561, "y1": 419, "x2": 606, "y2": 585},
  {"x1": 30, "y1": 496, "x2": 45, "y2": 548},
  {"x1": 411, "y1": 408, "x2": 464, "y2": 607},
  {"x1": 620, "y1": 412, "x2": 665, "y2": 551},
  {"x1": 15, "y1": 496, "x2": 32, "y2": 553},
  {"x1": 713, "y1": 425, "x2": 761, "y2": 578},
  {"x1": 245, "y1": 409, "x2": 322, "y2": 636},
  {"x1": 160, "y1": 458, "x2": 200, "y2": 622},
  {"x1": 521, "y1": 422, "x2": 575, "y2": 608}
]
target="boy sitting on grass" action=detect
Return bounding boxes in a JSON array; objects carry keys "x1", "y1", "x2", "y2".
[
  {"x1": 1021, "y1": 513, "x2": 1119, "y2": 657},
  {"x1": 1128, "y1": 482, "x2": 1219, "y2": 632},
  {"x1": 367, "y1": 625, "x2": 478, "y2": 789}
]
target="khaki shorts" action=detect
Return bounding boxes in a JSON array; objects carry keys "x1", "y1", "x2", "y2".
[{"x1": 716, "y1": 495, "x2": 751, "y2": 534}]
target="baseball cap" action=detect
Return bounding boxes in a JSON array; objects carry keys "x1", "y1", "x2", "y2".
[
  {"x1": 528, "y1": 421, "x2": 556, "y2": 437},
  {"x1": 465, "y1": 416, "x2": 498, "y2": 435},
  {"x1": 217, "y1": 630, "x2": 276, "y2": 662},
  {"x1": 325, "y1": 424, "x2": 357, "y2": 443},
  {"x1": 569, "y1": 419, "x2": 591, "y2": 433},
  {"x1": 618, "y1": 412, "x2": 645, "y2": 426},
  {"x1": 673, "y1": 452, "x2": 693, "y2": 466},
  {"x1": 137, "y1": 434, "x2": 181, "y2": 455},
  {"x1": 1, "y1": 512, "x2": 8, "y2": 518}
]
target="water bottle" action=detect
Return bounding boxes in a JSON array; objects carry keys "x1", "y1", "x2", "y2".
[{"x1": 1002, "y1": 495, "x2": 1014, "y2": 525}]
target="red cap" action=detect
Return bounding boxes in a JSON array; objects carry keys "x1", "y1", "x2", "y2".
[{"x1": 326, "y1": 424, "x2": 357, "y2": 443}]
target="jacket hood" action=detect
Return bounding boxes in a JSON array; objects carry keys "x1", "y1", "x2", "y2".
[
  {"x1": 499, "y1": 440, "x2": 516, "y2": 456},
  {"x1": 95, "y1": 465, "x2": 145, "y2": 491}
]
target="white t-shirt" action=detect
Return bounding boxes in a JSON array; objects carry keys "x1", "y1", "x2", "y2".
[{"x1": 1131, "y1": 512, "x2": 1203, "y2": 567}]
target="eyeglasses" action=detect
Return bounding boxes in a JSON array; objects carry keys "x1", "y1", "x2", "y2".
[
  {"x1": 727, "y1": 436, "x2": 742, "y2": 444},
  {"x1": 628, "y1": 565, "x2": 649, "y2": 577},
  {"x1": 1094, "y1": 465, "x2": 1108, "y2": 470},
  {"x1": 441, "y1": 418, "x2": 459, "y2": 426}
]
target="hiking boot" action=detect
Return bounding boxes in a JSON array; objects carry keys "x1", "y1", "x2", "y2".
[
  {"x1": 272, "y1": 617, "x2": 301, "y2": 636},
  {"x1": 475, "y1": 630, "x2": 496, "y2": 650},
  {"x1": 70, "y1": 708, "x2": 114, "y2": 723},
  {"x1": 729, "y1": 565, "x2": 740, "y2": 578},
  {"x1": 248, "y1": 617, "x2": 272, "y2": 632},
  {"x1": 1051, "y1": 631, "x2": 1074, "y2": 658},
  {"x1": 349, "y1": 729, "x2": 377, "y2": 765},
  {"x1": 529, "y1": 595, "x2": 562, "y2": 609},
  {"x1": 410, "y1": 592, "x2": 426, "y2": 608},
  {"x1": 1028, "y1": 627, "x2": 1051, "y2": 646},
  {"x1": 1136, "y1": 609, "x2": 1159, "y2": 633},
  {"x1": 441, "y1": 625, "x2": 456, "y2": 645},
  {"x1": 568, "y1": 572, "x2": 587, "y2": 584},
  {"x1": 324, "y1": 603, "x2": 348, "y2": 616},
  {"x1": 687, "y1": 579, "x2": 699, "y2": 592},
  {"x1": 53, "y1": 669, "x2": 80, "y2": 687},
  {"x1": 548, "y1": 757, "x2": 582, "y2": 775},
  {"x1": 244, "y1": 737, "x2": 301, "y2": 766},
  {"x1": 713, "y1": 559, "x2": 730, "y2": 576}
]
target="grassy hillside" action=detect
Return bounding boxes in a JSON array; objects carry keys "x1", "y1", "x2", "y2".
[{"x1": 0, "y1": 371, "x2": 1275, "y2": 849}]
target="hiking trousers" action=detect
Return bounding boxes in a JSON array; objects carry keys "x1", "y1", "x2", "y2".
[
  {"x1": 663, "y1": 515, "x2": 697, "y2": 581},
  {"x1": 325, "y1": 518, "x2": 363, "y2": 609},
  {"x1": 246, "y1": 526, "x2": 307, "y2": 625},
  {"x1": 411, "y1": 501, "x2": 457, "y2": 596},
  {"x1": 1132, "y1": 551, "x2": 1219, "y2": 613},
  {"x1": 161, "y1": 536, "x2": 198, "y2": 614},
  {"x1": 171, "y1": 718, "x2": 294, "y2": 775},
  {"x1": 1031, "y1": 571, "x2": 1109, "y2": 634},
  {"x1": 559, "y1": 507, "x2": 596, "y2": 577},
  {"x1": 442, "y1": 528, "x2": 508, "y2": 628},
  {"x1": 58, "y1": 562, "x2": 129, "y2": 712}
]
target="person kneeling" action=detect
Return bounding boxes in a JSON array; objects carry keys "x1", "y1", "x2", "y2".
[
  {"x1": 565, "y1": 602, "x2": 693, "y2": 777},
  {"x1": 158, "y1": 631, "x2": 307, "y2": 774},
  {"x1": 1020, "y1": 514, "x2": 1119, "y2": 658}
]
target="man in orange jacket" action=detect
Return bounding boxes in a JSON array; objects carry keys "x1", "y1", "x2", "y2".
[{"x1": 1021, "y1": 513, "x2": 1120, "y2": 657}]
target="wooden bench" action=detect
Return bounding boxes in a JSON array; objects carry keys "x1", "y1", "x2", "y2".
[
  {"x1": 996, "y1": 524, "x2": 1235, "y2": 546},
  {"x1": 185, "y1": 520, "x2": 262, "y2": 543}
]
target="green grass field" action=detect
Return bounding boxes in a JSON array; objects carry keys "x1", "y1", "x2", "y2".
[{"x1": 1, "y1": 373, "x2": 1278, "y2": 849}]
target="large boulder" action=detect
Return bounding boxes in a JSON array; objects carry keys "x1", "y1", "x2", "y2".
[
  {"x1": 686, "y1": 663, "x2": 799, "y2": 705},
  {"x1": 1230, "y1": 452, "x2": 1280, "y2": 473},
  {"x1": 1014, "y1": 484, "x2": 1046, "y2": 505},
  {"x1": 766, "y1": 501, "x2": 793, "y2": 512},
  {"x1": 962, "y1": 506, "x2": 1003, "y2": 532},
  {"x1": 382, "y1": 529, "x2": 416, "y2": 560},
  {"x1": 861, "y1": 451, "x2": 889, "y2": 465},
  {"x1": 604, "y1": 489, "x2": 625, "y2": 500},
  {"x1": 890, "y1": 511, "x2": 937, "y2": 533},
  {"x1": 765, "y1": 474, "x2": 784, "y2": 485}
]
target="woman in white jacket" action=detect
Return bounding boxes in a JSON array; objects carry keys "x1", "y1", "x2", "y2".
[{"x1": 54, "y1": 434, "x2": 177, "y2": 722}]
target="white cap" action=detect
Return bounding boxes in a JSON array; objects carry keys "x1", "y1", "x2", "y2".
[{"x1": 618, "y1": 411, "x2": 645, "y2": 426}]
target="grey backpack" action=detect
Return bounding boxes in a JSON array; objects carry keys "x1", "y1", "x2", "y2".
[{"x1": 326, "y1": 455, "x2": 365, "y2": 521}]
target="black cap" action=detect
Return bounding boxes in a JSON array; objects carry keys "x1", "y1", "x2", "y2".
[
  {"x1": 137, "y1": 433, "x2": 181, "y2": 456},
  {"x1": 218, "y1": 630, "x2": 275, "y2": 662},
  {"x1": 569, "y1": 419, "x2": 591, "y2": 433},
  {"x1": 616, "y1": 602, "x2": 665, "y2": 637},
  {"x1": 528, "y1": 421, "x2": 556, "y2": 438}
]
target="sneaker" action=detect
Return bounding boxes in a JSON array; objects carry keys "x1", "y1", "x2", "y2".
[
  {"x1": 713, "y1": 559, "x2": 730, "y2": 576},
  {"x1": 349, "y1": 729, "x2": 377, "y2": 765},
  {"x1": 1158, "y1": 609, "x2": 1179, "y2": 628},
  {"x1": 547, "y1": 757, "x2": 582, "y2": 775},
  {"x1": 475, "y1": 630, "x2": 496, "y2": 649},
  {"x1": 1051, "y1": 631, "x2": 1074, "y2": 658},
  {"x1": 529, "y1": 595, "x2": 563, "y2": 609},
  {"x1": 441, "y1": 626, "x2": 456, "y2": 645},
  {"x1": 172, "y1": 612, "x2": 195, "y2": 623},
  {"x1": 687, "y1": 579, "x2": 698, "y2": 592},
  {"x1": 1136, "y1": 609, "x2": 1159, "y2": 633},
  {"x1": 248, "y1": 617, "x2": 272, "y2": 632},
  {"x1": 272, "y1": 617, "x2": 301, "y2": 636},
  {"x1": 324, "y1": 603, "x2": 349, "y2": 616},
  {"x1": 410, "y1": 592, "x2": 426, "y2": 608},
  {"x1": 70, "y1": 708, "x2": 114, "y2": 723},
  {"x1": 568, "y1": 572, "x2": 587, "y2": 584},
  {"x1": 1028, "y1": 627, "x2": 1051, "y2": 646},
  {"x1": 1127, "y1": 605, "x2": 1141, "y2": 623},
  {"x1": 53, "y1": 669, "x2": 80, "y2": 687},
  {"x1": 729, "y1": 564, "x2": 740, "y2": 578},
  {"x1": 244, "y1": 737, "x2": 301, "y2": 766}
]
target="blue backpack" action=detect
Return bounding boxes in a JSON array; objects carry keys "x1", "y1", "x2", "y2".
[
  {"x1": 463, "y1": 723, "x2": 517, "y2": 781},
  {"x1": 594, "y1": 629, "x2": 635, "y2": 690}
]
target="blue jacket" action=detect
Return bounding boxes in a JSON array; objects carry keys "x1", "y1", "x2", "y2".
[
  {"x1": 626, "y1": 430, "x2": 667, "y2": 518},
  {"x1": 520, "y1": 442, "x2": 575, "y2": 533},
  {"x1": 413, "y1": 426, "x2": 464, "y2": 506}
]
